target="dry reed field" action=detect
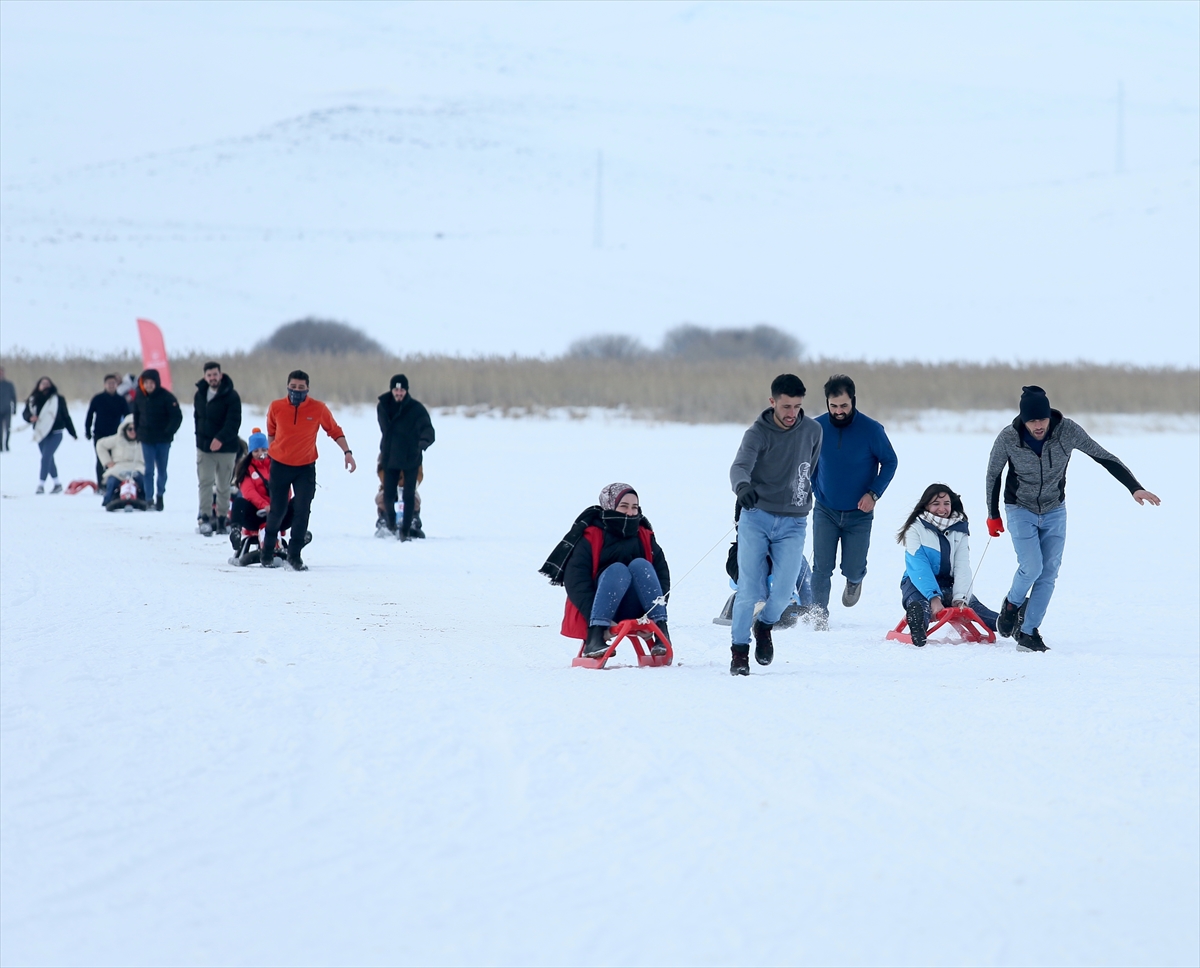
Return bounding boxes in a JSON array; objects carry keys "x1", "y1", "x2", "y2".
[{"x1": 2, "y1": 352, "x2": 1196, "y2": 422}]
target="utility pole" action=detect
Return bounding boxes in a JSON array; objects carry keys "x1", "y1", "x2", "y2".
[
  {"x1": 1116, "y1": 81, "x2": 1125, "y2": 175},
  {"x1": 593, "y1": 150, "x2": 604, "y2": 249}
]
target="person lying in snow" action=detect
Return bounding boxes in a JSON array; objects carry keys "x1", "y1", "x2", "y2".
[
  {"x1": 541, "y1": 482, "x2": 672, "y2": 659},
  {"x1": 227, "y1": 429, "x2": 296, "y2": 562},
  {"x1": 897, "y1": 483, "x2": 998, "y2": 647},
  {"x1": 95, "y1": 414, "x2": 146, "y2": 509}
]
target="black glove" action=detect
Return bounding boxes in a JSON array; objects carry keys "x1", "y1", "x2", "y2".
[
  {"x1": 256, "y1": 507, "x2": 268, "y2": 518},
  {"x1": 736, "y1": 483, "x2": 759, "y2": 510}
]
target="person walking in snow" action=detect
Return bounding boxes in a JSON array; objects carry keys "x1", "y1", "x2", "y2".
[
  {"x1": 131, "y1": 368, "x2": 182, "y2": 511},
  {"x1": 544, "y1": 483, "x2": 671, "y2": 659},
  {"x1": 985, "y1": 385, "x2": 1160, "y2": 652},
  {"x1": 192, "y1": 361, "x2": 242, "y2": 535},
  {"x1": 261, "y1": 370, "x2": 356, "y2": 570},
  {"x1": 24, "y1": 376, "x2": 77, "y2": 493},
  {"x1": 376, "y1": 374, "x2": 435, "y2": 541},
  {"x1": 810, "y1": 374, "x2": 898, "y2": 628},
  {"x1": 896, "y1": 483, "x2": 998, "y2": 647},
  {"x1": 0, "y1": 366, "x2": 17, "y2": 451},
  {"x1": 728, "y1": 373, "x2": 823, "y2": 675},
  {"x1": 95, "y1": 414, "x2": 146, "y2": 508},
  {"x1": 84, "y1": 374, "x2": 130, "y2": 487}
]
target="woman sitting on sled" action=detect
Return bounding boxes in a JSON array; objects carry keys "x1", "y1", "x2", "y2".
[
  {"x1": 897, "y1": 483, "x2": 999, "y2": 647},
  {"x1": 542, "y1": 482, "x2": 671, "y2": 659}
]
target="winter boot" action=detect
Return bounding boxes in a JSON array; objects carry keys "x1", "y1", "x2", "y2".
[
  {"x1": 215, "y1": 516, "x2": 228, "y2": 535},
  {"x1": 260, "y1": 545, "x2": 281, "y2": 568},
  {"x1": 285, "y1": 553, "x2": 308, "y2": 572},
  {"x1": 155, "y1": 494, "x2": 164, "y2": 512},
  {"x1": 582, "y1": 625, "x2": 610, "y2": 659},
  {"x1": 842, "y1": 580, "x2": 863, "y2": 607},
  {"x1": 50, "y1": 482, "x2": 63, "y2": 494},
  {"x1": 997, "y1": 598, "x2": 1022, "y2": 638},
  {"x1": 650, "y1": 622, "x2": 669, "y2": 657},
  {"x1": 752, "y1": 618, "x2": 774, "y2": 666},
  {"x1": 1015, "y1": 627, "x2": 1049, "y2": 652},
  {"x1": 811, "y1": 605, "x2": 830, "y2": 631},
  {"x1": 776, "y1": 601, "x2": 800, "y2": 629},
  {"x1": 905, "y1": 601, "x2": 928, "y2": 647},
  {"x1": 35, "y1": 483, "x2": 44, "y2": 494},
  {"x1": 730, "y1": 644, "x2": 750, "y2": 676},
  {"x1": 198, "y1": 516, "x2": 213, "y2": 536}
]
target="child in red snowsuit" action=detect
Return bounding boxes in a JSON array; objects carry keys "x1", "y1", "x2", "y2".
[{"x1": 229, "y1": 429, "x2": 293, "y2": 552}]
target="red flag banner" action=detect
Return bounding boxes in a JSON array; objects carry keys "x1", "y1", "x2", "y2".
[{"x1": 136, "y1": 318, "x2": 172, "y2": 391}]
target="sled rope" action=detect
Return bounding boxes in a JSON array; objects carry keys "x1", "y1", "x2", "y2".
[
  {"x1": 640, "y1": 524, "x2": 736, "y2": 621},
  {"x1": 961, "y1": 535, "x2": 992, "y2": 605}
]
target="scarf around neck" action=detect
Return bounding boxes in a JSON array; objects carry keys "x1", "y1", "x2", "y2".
[{"x1": 920, "y1": 510, "x2": 964, "y2": 532}]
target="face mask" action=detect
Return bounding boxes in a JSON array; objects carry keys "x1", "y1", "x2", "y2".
[{"x1": 287, "y1": 388, "x2": 308, "y2": 406}]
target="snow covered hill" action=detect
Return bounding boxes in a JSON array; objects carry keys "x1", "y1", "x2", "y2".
[
  {"x1": 1, "y1": 1, "x2": 1197, "y2": 364},
  {"x1": 1, "y1": 408, "x2": 1196, "y2": 965}
]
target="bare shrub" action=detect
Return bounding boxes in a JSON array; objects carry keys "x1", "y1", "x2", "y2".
[
  {"x1": 662, "y1": 324, "x2": 803, "y2": 361},
  {"x1": 256, "y1": 318, "x2": 385, "y2": 355},
  {"x1": 566, "y1": 334, "x2": 650, "y2": 360},
  {"x1": 1, "y1": 351, "x2": 1194, "y2": 422}
]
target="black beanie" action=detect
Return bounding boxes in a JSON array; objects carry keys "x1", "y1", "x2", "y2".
[
  {"x1": 1019, "y1": 385, "x2": 1051, "y2": 422},
  {"x1": 390, "y1": 374, "x2": 409, "y2": 391}
]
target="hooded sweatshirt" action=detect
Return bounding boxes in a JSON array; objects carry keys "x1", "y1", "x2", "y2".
[{"x1": 729, "y1": 408, "x2": 823, "y2": 517}]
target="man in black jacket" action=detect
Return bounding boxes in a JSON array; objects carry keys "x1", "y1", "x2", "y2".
[
  {"x1": 193, "y1": 361, "x2": 242, "y2": 534},
  {"x1": 132, "y1": 368, "x2": 182, "y2": 511},
  {"x1": 0, "y1": 366, "x2": 16, "y2": 451},
  {"x1": 85, "y1": 374, "x2": 130, "y2": 486},
  {"x1": 376, "y1": 374, "x2": 435, "y2": 540}
]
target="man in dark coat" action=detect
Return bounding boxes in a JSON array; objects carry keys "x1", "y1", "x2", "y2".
[
  {"x1": 0, "y1": 365, "x2": 16, "y2": 451},
  {"x1": 85, "y1": 374, "x2": 130, "y2": 485},
  {"x1": 132, "y1": 368, "x2": 182, "y2": 510},
  {"x1": 192, "y1": 361, "x2": 242, "y2": 533},
  {"x1": 376, "y1": 374, "x2": 435, "y2": 540}
]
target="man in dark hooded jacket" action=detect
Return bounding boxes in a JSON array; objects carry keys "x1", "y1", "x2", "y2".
[
  {"x1": 192, "y1": 361, "x2": 242, "y2": 533},
  {"x1": 132, "y1": 368, "x2": 182, "y2": 510},
  {"x1": 376, "y1": 374, "x2": 435, "y2": 540}
]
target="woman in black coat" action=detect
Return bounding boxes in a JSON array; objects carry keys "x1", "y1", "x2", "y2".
[
  {"x1": 376, "y1": 374, "x2": 435, "y2": 540},
  {"x1": 560, "y1": 483, "x2": 671, "y2": 658}
]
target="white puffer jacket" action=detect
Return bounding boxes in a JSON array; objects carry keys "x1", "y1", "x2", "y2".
[{"x1": 95, "y1": 415, "x2": 144, "y2": 482}]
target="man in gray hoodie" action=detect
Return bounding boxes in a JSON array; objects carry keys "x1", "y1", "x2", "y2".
[
  {"x1": 728, "y1": 373, "x2": 823, "y2": 675},
  {"x1": 985, "y1": 385, "x2": 1160, "y2": 652}
]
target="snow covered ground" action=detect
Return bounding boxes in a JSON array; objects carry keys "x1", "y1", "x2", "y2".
[{"x1": 1, "y1": 406, "x2": 1196, "y2": 966}]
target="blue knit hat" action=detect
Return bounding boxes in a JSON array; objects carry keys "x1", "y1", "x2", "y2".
[{"x1": 248, "y1": 427, "x2": 268, "y2": 452}]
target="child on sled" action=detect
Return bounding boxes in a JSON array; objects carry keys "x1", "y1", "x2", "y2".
[
  {"x1": 897, "y1": 483, "x2": 999, "y2": 646},
  {"x1": 227, "y1": 429, "x2": 306, "y2": 565}
]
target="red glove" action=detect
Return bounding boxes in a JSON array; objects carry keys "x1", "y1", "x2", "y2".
[{"x1": 986, "y1": 517, "x2": 1004, "y2": 537}]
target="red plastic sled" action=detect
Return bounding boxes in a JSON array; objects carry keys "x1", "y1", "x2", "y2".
[
  {"x1": 885, "y1": 606, "x2": 996, "y2": 645},
  {"x1": 66, "y1": 479, "x2": 98, "y2": 494},
  {"x1": 572, "y1": 618, "x2": 674, "y2": 669}
]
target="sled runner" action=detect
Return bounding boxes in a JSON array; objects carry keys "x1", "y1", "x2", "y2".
[
  {"x1": 572, "y1": 618, "x2": 673, "y2": 669},
  {"x1": 885, "y1": 606, "x2": 996, "y2": 645}
]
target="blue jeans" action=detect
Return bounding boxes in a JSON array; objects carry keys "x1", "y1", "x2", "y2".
[
  {"x1": 811, "y1": 502, "x2": 874, "y2": 608},
  {"x1": 37, "y1": 431, "x2": 62, "y2": 480},
  {"x1": 1005, "y1": 504, "x2": 1067, "y2": 633},
  {"x1": 141, "y1": 442, "x2": 171, "y2": 497},
  {"x1": 590, "y1": 560, "x2": 667, "y2": 626},
  {"x1": 103, "y1": 472, "x2": 145, "y2": 503},
  {"x1": 733, "y1": 508, "x2": 808, "y2": 645}
]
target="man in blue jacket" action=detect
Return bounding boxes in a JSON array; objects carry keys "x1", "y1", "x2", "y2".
[{"x1": 812, "y1": 374, "x2": 898, "y2": 627}]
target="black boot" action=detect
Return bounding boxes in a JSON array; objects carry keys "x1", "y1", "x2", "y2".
[
  {"x1": 730, "y1": 644, "x2": 750, "y2": 676},
  {"x1": 752, "y1": 618, "x2": 774, "y2": 665},
  {"x1": 215, "y1": 516, "x2": 228, "y2": 535},
  {"x1": 582, "y1": 625, "x2": 610, "y2": 658},
  {"x1": 905, "y1": 601, "x2": 928, "y2": 647},
  {"x1": 997, "y1": 598, "x2": 1022, "y2": 638},
  {"x1": 650, "y1": 621, "x2": 669, "y2": 657},
  {"x1": 155, "y1": 494, "x2": 163, "y2": 512},
  {"x1": 1015, "y1": 627, "x2": 1049, "y2": 652}
]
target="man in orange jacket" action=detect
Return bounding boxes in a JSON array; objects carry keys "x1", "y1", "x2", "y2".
[{"x1": 262, "y1": 369, "x2": 357, "y2": 570}]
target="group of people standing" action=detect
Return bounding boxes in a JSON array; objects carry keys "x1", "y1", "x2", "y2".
[{"x1": 545, "y1": 372, "x2": 1159, "y2": 673}]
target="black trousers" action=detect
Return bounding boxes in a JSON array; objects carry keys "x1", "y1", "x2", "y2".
[
  {"x1": 2, "y1": 414, "x2": 11, "y2": 450},
  {"x1": 95, "y1": 456, "x2": 106, "y2": 487},
  {"x1": 231, "y1": 495, "x2": 293, "y2": 533},
  {"x1": 264, "y1": 461, "x2": 316, "y2": 561},
  {"x1": 382, "y1": 466, "x2": 419, "y2": 534}
]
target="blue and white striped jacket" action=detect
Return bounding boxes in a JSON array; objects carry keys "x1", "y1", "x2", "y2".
[{"x1": 902, "y1": 513, "x2": 973, "y2": 604}]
